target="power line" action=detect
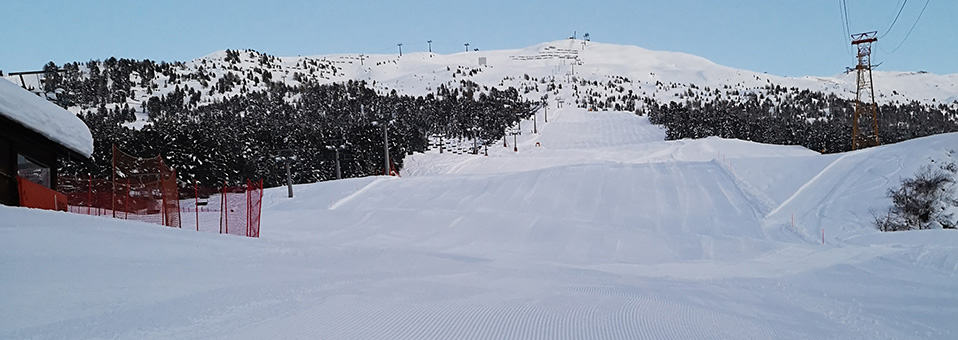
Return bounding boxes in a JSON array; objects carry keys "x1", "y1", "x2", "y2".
[
  {"x1": 838, "y1": 0, "x2": 852, "y2": 54},
  {"x1": 880, "y1": 0, "x2": 908, "y2": 39},
  {"x1": 841, "y1": 0, "x2": 852, "y2": 38},
  {"x1": 885, "y1": 0, "x2": 931, "y2": 55}
]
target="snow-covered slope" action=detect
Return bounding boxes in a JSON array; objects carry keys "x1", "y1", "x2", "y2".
[
  {"x1": 3, "y1": 108, "x2": 958, "y2": 339},
  {"x1": 324, "y1": 39, "x2": 958, "y2": 102}
]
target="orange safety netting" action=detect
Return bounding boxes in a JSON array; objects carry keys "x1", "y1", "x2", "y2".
[
  {"x1": 58, "y1": 146, "x2": 263, "y2": 238},
  {"x1": 211, "y1": 179, "x2": 263, "y2": 237},
  {"x1": 58, "y1": 146, "x2": 180, "y2": 227},
  {"x1": 112, "y1": 145, "x2": 181, "y2": 228},
  {"x1": 180, "y1": 180, "x2": 263, "y2": 238}
]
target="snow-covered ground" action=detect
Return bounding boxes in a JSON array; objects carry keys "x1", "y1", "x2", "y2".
[{"x1": 3, "y1": 108, "x2": 958, "y2": 339}]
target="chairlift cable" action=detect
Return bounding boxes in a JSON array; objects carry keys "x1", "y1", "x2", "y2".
[
  {"x1": 883, "y1": 0, "x2": 930, "y2": 56},
  {"x1": 880, "y1": 0, "x2": 908, "y2": 39}
]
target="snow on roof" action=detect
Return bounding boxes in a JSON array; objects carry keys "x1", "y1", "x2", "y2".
[{"x1": 0, "y1": 78, "x2": 93, "y2": 158}]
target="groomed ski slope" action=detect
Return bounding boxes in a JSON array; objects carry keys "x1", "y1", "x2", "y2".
[{"x1": 3, "y1": 108, "x2": 958, "y2": 339}]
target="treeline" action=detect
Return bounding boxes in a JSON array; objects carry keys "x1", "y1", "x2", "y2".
[
  {"x1": 59, "y1": 79, "x2": 534, "y2": 188},
  {"x1": 646, "y1": 88, "x2": 958, "y2": 153},
  {"x1": 40, "y1": 58, "x2": 181, "y2": 108}
]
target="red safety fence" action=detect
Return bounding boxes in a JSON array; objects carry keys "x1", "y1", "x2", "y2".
[
  {"x1": 181, "y1": 179, "x2": 263, "y2": 238},
  {"x1": 59, "y1": 176, "x2": 121, "y2": 217},
  {"x1": 57, "y1": 146, "x2": 263, "y2": 238},
  {"x1": 17, "y1": 176, "x2": 67, "y2": 211},
  {"x1": 113, "y1": 145, "x2": 180, "y2": 228}
]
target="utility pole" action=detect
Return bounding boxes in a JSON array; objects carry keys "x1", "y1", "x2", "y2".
[
  {"x1": 271, "y1": 150, "x2": 295, "y2": 198},
  {"x1": 378, "y1": 118, "x2": 392, "y2": 176},
  {"x1": 335, "y1": 149, "x2": 341, "y2": 179},
  {"x1": 284, "y1": 157, "x2": 293, "y2": 197},
  {"x1": 427, "y1": 40, "x2": 433, "y2": 53},
  {"x1": 468, "y1": 126, "x2": 481, "y2": 154},
  {"x1": 464, "y1": 43, "x2": 470, "y2": 52},
  {"x1": 533, "y1": 109, "x2": 537, "y2": 134},
  {"x1": 383, "y1": 123, "x2": 390, "y2": 175},
  {"x1": 326, "y1": 145, "x2": 343, "y2": 179},
  {"x1": 397, "y1": 43, "x2": 403, "y2": 57},
  {"x1": 544, "y1": 100, "x2": 548, "y2": 123},
  {"x1": 274, "y1": 149, "x2": 295, "y2": 197},
  {"x1": 850, "y1": 31, "x2": 880, "y2": 150}
]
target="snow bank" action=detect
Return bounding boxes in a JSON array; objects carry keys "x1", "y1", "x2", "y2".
[{"x1": 0, "y1": 78, "x2": 93, "y2": 157}]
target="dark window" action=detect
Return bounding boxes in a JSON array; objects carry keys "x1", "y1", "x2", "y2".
[{"x1": 17, "y1": 154, "x2": 50, "y2": 188}]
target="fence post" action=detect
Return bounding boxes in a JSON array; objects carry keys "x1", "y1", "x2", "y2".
[
  {"x1": 219, "y1": 183, "x2": 223, "y2": 234},
  {"x1": 194, "y1": 181, "x2": 199, "y2": 231},
  {"x1": 246, "y1": 179, "x2": 251, "y2": 237},
  {"x1": 87, "y1": 175, "x2": 92, "y2": 215},
  {"x1": 161, "y1": 184, "x2": 167, "y2": 227},
  {"x1": 222, "y1": 182, "x2": 227, "y2": 234},
  {"x1": 111, "y1": 145, "x2": 116, "y2": 218},
  {"x1": 257, "y1": 179, "x2": 263, "y2": 238},
  {"x1": 175, "y1": 170, "x2": 181, "y2": 228},
  {"x1": 124, "y1": 179, "x2": 129, "y2": 219}
]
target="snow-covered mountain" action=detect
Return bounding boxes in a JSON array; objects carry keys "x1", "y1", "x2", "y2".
[
  {"x1": 190, "y1": 39, "x2": 958, "y2": 103},
  {"x1": 7, "y1": 39, "x2": 958, "y2": 127}
]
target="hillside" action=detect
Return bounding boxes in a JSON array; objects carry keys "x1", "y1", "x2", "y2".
[
  {"x1": 3, "y1": 108, "x2": 958, "y2": 339},
  {"x1": 5, "y1": 40, "x2": 957, "y2": 188},
  {"x1": 6, "y1": 39, "x2": 958, "y2": 126}
]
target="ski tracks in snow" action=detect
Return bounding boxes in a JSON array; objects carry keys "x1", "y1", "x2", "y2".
[
  {"x1": 328, "y1": 177, "x2": 391, "y2": 210},
  {"x1": 766, "y1": 152, "x2": 854, "y2": 219}
]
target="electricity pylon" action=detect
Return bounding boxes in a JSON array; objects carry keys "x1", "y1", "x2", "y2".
[{"x1": 850, "y1": 31, "x2": 880, "y2": 150}]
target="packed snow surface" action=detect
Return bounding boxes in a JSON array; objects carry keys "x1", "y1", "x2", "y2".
[
  {"x1": 3, "y1": 108, "x2": 958, "y2": 339},
  {"x1": 0, "y1": 78, "x2": 94, "y2": 157}
]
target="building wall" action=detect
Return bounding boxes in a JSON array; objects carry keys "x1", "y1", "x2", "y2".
[{"x1": 0, "y1": 115, "x2": 66, "y2": 206}]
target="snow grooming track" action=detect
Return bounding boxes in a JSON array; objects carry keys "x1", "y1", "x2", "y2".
[
  {"x1": 567, "y1": 286, "x2": 779, "y2": 339},
  {"x1": 269, "y1": 297, "x2": 779, "y2": 339}
]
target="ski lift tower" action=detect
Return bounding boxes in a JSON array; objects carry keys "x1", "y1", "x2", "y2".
[{"x1": 850, "y1": 31, "x2": 880, "y2": 150}]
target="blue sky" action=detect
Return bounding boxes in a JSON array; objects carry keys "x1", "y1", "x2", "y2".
[{"x1": 2, "y1": 0, "x2": 954, "y2": 76}]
